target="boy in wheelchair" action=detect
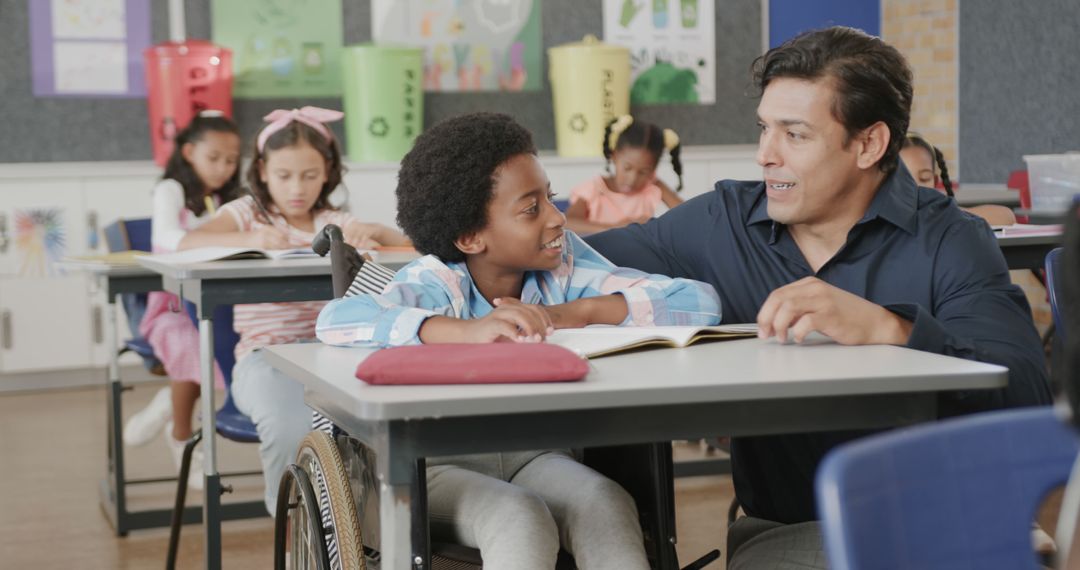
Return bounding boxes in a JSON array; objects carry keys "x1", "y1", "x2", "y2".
[{"x1": 315, "y1": 112, "x2": 721, "y2": 569}]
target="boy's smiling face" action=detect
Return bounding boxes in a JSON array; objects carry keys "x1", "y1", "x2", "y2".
[{"x1": 458, "y1": 153, "x2": 566, "y2": 273}]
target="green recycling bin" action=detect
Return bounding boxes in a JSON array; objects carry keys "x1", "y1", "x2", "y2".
[
  {"x1": 548, "y1": 35, "x2": 630, "y2": 157},
  {"x1": 342, "y1": 44, "x2": 423, "y2": 162}
]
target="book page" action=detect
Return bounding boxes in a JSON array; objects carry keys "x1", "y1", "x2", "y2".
[
  {"x1": 263, "y1": 247, "x2": 320, "y2": 259},
  {"x1": 546, "y1": 324, "x2": 757, "y2": 358},
  {"x1": 142, "y1": 246, "x2": 266, "y2": 264}
]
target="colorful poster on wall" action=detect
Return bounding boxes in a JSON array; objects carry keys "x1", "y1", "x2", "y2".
[
  {"x1": 602, "y1": 0, "x2": 715, "y2": 105},
  {"x1": 372, "y1": 0, "x2": 543, "y2": 92},
  {"x1": 15, "y1": 209, "x2": 66, "y2": 278},
  {"x1": 211, "y1": 0, "x2": 344, "y2": 98},
  {"x1": 28, "y1": 0, "x2": 151, "y2": 97}
]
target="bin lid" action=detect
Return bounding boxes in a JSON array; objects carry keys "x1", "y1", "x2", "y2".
[
  {"x1": 344, "y1": 43, "x2": 423, "y2": 55},
  {"x1": 144, "y1": 39, "x2": 230, "y2": 58},
  {"x1": 548, "y1": 34, "x2": 628, "y2": 55}
]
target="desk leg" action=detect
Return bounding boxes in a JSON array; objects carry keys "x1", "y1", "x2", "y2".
[
  {"x1": 103, "y1": 291, "x2": 129, "y2": 535},
  {"x1": 199, "y1": 317, "x2": 222, "y2": 570},
  {"x1": 375, "y1": 442, "x2": 421, "y2": 570}
]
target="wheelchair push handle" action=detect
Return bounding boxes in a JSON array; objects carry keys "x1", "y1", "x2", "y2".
[{"x1": 312, "y1": 224, "x2": 344, "y2": 257}]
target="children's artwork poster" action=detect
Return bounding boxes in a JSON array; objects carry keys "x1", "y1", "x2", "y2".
[
  {"x1": 15, "y1": 209, "x2": 66, "y2": 278},
  {"x1": 372, "y1": 0, "x2": 543, "y2": 93},
  {"x1": 211, "y1": 0, "x2": 344, "y2": 98},
  {"x1": 28, "y1": 0, "x2": 151, "y2": 97},
  {"x1": 602, "y1": 0, "x2": 715, "y2": 105}
]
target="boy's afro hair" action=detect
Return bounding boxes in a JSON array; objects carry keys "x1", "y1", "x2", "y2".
[{"x1": 395, "y1": 112, "x2": 537, "y2": 262}]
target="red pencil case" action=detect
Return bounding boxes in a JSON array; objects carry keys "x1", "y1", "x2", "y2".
[{"x1": 355, "y1": 343, "x2": 589, "y2": 385}]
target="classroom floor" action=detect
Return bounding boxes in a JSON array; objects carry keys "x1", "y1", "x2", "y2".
[{"x1": 0, "y1": 383, "x2": 734, "y2": 569}]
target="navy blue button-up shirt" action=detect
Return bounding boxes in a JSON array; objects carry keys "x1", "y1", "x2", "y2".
[{"x1": 585, "y1": 169, "x2": 1052, "y2": 524}]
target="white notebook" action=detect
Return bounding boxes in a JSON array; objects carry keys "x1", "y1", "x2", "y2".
[
  {"x1": 144, "y1": 246, "x2": 320, "y2": 264},
  {"x1": 545, "y1": 324, "x2": 758, "y2": 358}
]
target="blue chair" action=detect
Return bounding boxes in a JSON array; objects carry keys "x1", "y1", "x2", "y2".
[
  {"x1": 1047, "y1": 247, "x2": 1065, "y2": 345},
  {"x1": 816, "y1": 407, "x2": 1077, "y2": 570},
  {"x1": 103, "y1": 218, "x2": 162, "y2": 372},
  {"x1": 553, "y1": 198, "x2": 571, "y2": 212},
  {"x1": 165, "y1": 301, "x2": 261, "y2": 569}
]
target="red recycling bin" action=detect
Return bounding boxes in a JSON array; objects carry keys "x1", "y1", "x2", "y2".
[{"x1": 144, "y1": 40, "x2": 233, "y2": 166}]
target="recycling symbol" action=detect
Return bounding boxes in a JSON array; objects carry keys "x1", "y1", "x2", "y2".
[
  {"x1": 569, "y1": 113, "x2": 588, "y2": 133},
  {"x1": 369, "y1": 117, "x2": 390, "y2": 138}
]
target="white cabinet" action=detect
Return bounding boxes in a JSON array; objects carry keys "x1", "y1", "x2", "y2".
[
  {"x1": 82, "y1": 173, "x2": 159, "y2": 367},
  {"x1": 0, "y1": 276, "x2": 95, "y2": 375}
]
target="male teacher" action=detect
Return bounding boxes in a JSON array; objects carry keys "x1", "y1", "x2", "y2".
[{"x1": 586, "y1": 26, "x2": 1052, "y2": 569}]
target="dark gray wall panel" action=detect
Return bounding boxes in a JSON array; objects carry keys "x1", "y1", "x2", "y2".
[
  {"x1": 959, "y1": 0, "x2": 1080, "y2": 183},
  {"x1": 0, "y1": 0, "x2": 761, "y2": 163}
]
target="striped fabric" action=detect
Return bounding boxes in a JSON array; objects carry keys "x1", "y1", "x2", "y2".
[
  {"x1": 315, "y1": 230, "x2": 722, "y2": 348},
  {"x1": 346, "y1": 260, "x2": 397, "y2": 297},
  {"x1": 312, "y1": 258, "x2": 395, "y2": 570},
  {"x1": 218, "y1": 196, "x2": 358, "y2": 361}
]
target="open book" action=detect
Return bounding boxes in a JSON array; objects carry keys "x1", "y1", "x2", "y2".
[
  {"x1": 992, "y1": 223, "x2": 1063, "y2": 237},
  {"x1": 144, "y1": 246, "x2": 320, "y2": 264},
  {"x1": 546, "y1": 324, "x2": 758, "y2": 358}
]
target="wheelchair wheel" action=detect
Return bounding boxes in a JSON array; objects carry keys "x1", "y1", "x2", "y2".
[
  {"x1": 275, "y1": 464, "x2": 331, "y2": 570},
  {"x1": 296, "y1": 431, "x2": 366, "y2": 570}
]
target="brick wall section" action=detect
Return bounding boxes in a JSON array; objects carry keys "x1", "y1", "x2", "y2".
[{"x1": 882, "y1": 0, "x2": 959, "y2": 178}]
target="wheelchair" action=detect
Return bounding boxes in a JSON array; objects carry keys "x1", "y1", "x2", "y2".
[{"x1": 274, "y1": 224, "x2": 721, "y2": 570}]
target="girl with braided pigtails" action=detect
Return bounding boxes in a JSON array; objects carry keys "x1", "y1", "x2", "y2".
[
  {"x1": 565, "y1": 115, "x2": 685, "y2": 234},
  {"x1": 901, "y1": 132, "x2": 1017, "y2": 226}
]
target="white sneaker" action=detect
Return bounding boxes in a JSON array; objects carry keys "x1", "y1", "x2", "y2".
[
  {"x1": 123, "y1": 387, "x2": 172, "y2": 447},
  {"x1": 166, "y1": 421, "x2": 205, "y2": 491}
]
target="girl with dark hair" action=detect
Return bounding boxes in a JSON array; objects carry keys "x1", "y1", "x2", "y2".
[
  {"x1": 901, "y1": 132, "x2": 1016, "y2": 225},
  {"x1": 565, "y1": 115, "x2": 684, "y2": 234},
  {"x1": 181, "y1": 107, "x2": 409, "y2": 512},
  {"x1": 123, "y1": 111, "x2": 241, "y2": 490}
]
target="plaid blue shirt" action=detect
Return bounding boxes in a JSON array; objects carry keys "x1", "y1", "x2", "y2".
[{"x1": 316, "y1": 231, "x2": 720, "y2": 347}]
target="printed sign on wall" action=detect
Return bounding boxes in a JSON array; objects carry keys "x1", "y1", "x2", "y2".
[
  {"x1": 15, "y1": 209, "x2": 66, "y2": 277},
  {"x1": 29, "y1": 0, "x2": 151, "y2": 97},
  {"x1": 372, "y1": 0, "x2": 543, "y2": 92},
  {"x1": 211, "y1": 0, "x2": 344, "y2": 98},
  {"x1": 603, "y1": 0, "x2": 716, "y2": 105}
]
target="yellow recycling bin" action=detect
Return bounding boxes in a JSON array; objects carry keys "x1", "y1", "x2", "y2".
[{"x1": 548, "y1": 35, "x2": 631, "y2": 157}]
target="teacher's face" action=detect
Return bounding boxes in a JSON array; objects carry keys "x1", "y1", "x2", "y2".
[{"x1": 755, "y1": 77, "x2": 867, "y2": 228}]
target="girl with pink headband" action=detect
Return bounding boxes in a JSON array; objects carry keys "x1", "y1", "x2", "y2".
[{"x1": 180, "y1": 106, "x2": 411, "y2": 513}]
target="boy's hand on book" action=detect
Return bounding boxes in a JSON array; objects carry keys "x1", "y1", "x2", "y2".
[
  {"x1": 250, "y1": 226, "x2": 291, "y2": 250},
  {"x1": 467, "y1": 298, "x2": 553, "y2": 342},
  {"x1": 538, "y1": 300, "x2": 591, "y2": 329},
  {"x1": 541, "y1": 295, "x2": 630, "y2": 328},
  {"x1": 756, "y1": 277, "x2": 913, "y2": 345}
]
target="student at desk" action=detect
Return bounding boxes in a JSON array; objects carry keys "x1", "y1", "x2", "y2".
[
  {"x1": 316, "y1": 112, "x2": 720, "y2": 569},
  {"x1": 900, "y1": 131, "x2": 1017, "y2": 226},
  {"x1": 181, "y1": 106, "x2": 409, "y2": 514},
  {"x1": 124, "y1": 112, "x2": 241, "y2": 490},
  {"x1": 585, "y1": 27, "x2": 1052, "y2": 569}
]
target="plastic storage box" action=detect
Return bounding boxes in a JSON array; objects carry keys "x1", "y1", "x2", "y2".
[{"x1": 1023, "y1": 153, "x2": 1080, "y2": 212}]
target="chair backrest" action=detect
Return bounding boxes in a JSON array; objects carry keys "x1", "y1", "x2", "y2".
[
  {"x1": 105, "y1": 218, "x2": 155, "y2": 352},
  {"x1": 553, "y1": 199, "x2": 571, "y2": 213},
  {"x1": 1048, "y1": 247, "x2": 1066, "y2": 345},
  {"x1": 816, "y1": 407, "x2": 1078, "y2": 570},
  {"x1": 104, "y1": 218, "x2": 152, "y2": 253}
]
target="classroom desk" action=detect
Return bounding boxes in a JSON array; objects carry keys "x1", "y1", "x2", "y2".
[
  {"x1": 996, "y1": 231, "x2": 1064, "y2": 270},
  {"x1": 264, "y1": 339, "x2": 1007, "y2": 570},
  {"x1": 138, "y1": 251, "x2": 416, "y2": 570},
  {"x1": 1013, "y1": 209, "x2": 1066, "y2": 225},
  {"x1": 55, "y1": 261, "x2": 186, "y2": 536}
]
